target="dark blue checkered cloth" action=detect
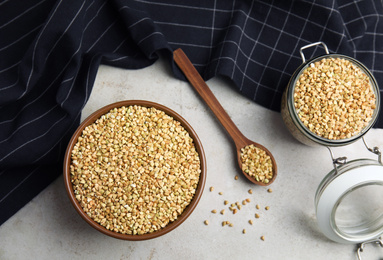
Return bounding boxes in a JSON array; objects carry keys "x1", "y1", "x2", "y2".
[{"x1": 1, "y1": 0, "x2": 382, "y2": 225}]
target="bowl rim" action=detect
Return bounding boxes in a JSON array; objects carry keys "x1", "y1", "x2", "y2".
[{"x1": 63, "y1": 100, "x2": 206, "y2": 240}]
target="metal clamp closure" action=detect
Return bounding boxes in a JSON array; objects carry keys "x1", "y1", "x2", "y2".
[
  {"x1": 363, "y1": 137, "x2": 382, "y2": 164},
  {"x1": 327, "y1": 137, "x2": 382, "y2": 173},
  {"x1": 356, "y1": 237, "x2": 383, "y2": 260},
  {"x1": 326, "y1": 146, "x2": 347, "y2": 174}
]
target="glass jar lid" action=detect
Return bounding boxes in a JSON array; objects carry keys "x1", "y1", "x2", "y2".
[{"x1": 315, "y1": 158, "x2": 383, "y2": 244}]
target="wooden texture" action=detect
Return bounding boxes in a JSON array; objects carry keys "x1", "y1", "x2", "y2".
[{"x1": 173, "y1": 48, "x2": 277, "y2": 186}]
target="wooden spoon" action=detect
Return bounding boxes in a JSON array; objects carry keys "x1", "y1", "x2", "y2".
[{"x1": 173, "y1": 48, "x2": 277, "y2": 186}]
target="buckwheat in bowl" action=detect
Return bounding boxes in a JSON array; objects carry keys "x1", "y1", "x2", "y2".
[{"x1": 63, "y1": 100, "x2": 206, "y2": 240}]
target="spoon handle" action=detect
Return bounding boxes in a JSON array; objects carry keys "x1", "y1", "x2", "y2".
[{"x1": 173, "y1": 48, "x2": 248, "y2": 149}]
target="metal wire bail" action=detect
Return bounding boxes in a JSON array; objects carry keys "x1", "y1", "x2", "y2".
[
  {"x1": 362, "y1": 137, "x2": 382, "y2": 164},
  {"x1": 356, "y1": 237, "x2": 383, "y2": 260},
  {"x1": 299, "y1": 41, "x2": 329, "y2": 63},
  {"x1": 326, "y1": 146, "x2": 347, "y2": 174}
]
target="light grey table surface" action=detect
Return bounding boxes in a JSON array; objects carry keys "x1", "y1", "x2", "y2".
[{"x1": 1, "y1": 57, "x2": 383, "y2": 260}]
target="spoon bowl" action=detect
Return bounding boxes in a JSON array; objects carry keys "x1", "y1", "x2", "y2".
[
  {"x1": 173, "y1": 49, "x2": 277, "y2": 186},
  {"x1": 235, "y1": 136, "x2": 277, "y2": 186}
]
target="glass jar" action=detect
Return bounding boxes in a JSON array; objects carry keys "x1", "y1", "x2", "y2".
[
  {"x1": 281, "y1": 42, "x2": 383, "y2": 257},
  {"x1": 281, "y1": 42, "x2": 380, "y2": 147}
]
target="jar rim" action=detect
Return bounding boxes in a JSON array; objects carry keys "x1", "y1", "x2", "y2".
[
  {"x1": 331, "y1": 182, "x2": 383, "y2": 242},
  {"x1": 286, "y1": 54, "x2": 381, "y2": 147}
]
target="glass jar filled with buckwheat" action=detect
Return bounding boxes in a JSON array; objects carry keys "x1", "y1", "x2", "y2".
[{"x1": 281, "y1": 43, "x2": 380, "y2": 146}]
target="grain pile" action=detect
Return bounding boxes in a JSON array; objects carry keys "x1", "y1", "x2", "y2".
[
  {"x1": 240, "y1": 144, "x2": 273, "y2": 184},
  {"x1": 70, "y1": 105, "x2": 201, "y2": 235},
  {"x1": 294, "y1": 57, "x2": 376, "y2": 140}
]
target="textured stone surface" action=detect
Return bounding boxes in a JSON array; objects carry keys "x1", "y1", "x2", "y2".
[{"x1": 1, "y1": 57, "x2": 382, "y2": 260}]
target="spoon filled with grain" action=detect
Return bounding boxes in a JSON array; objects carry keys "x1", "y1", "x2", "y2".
[{"x1": 173, "y1": 48, "x2": 277, "y2": 186}]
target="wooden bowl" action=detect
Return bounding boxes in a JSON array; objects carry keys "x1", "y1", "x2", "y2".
[{"x1": 63, "y1": 100, "x2": 206, "y2": 240}]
